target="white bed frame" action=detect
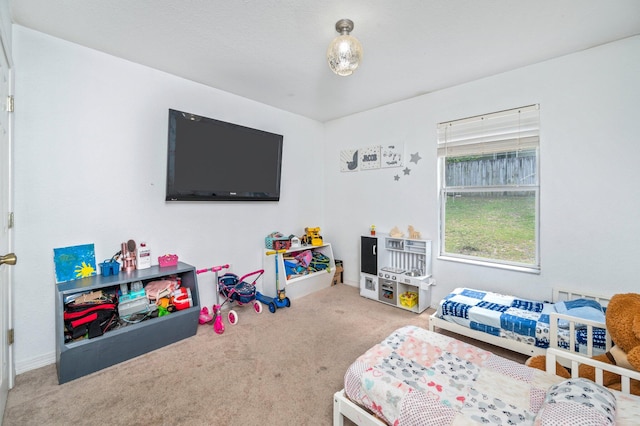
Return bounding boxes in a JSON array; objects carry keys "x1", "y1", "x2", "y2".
[
  {"x1": 333, "y1": 343, "x2": 640, "y2": 426},
  {"x1": 333, "y1": 390, "x2": 387, "y2": 426},
  {"x1": 546, "y1": 348, "x2": 640, "y2": 394},
  {"x1": 427, "y1": 287, "x2": 612, "y2": 358}
]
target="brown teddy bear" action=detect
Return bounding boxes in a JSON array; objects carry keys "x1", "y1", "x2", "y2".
[{"x1": 526, "y1": 293, "x2": 640, "y2": 395}]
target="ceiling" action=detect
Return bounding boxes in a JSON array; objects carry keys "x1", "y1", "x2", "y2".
[{"x1": 9, "y1": 0, "x2": 640, "y2": 122}]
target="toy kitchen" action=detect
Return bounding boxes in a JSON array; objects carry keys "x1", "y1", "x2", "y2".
[{"x1": 360, "y1": 233, "x2": 434, "y2": 313}]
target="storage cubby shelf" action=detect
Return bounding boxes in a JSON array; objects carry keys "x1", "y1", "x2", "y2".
[
  {"x1": 262, "y1": 243, "x2": 336, "y2": 300},
  {"x1": 55, "y1": 262, "x2": 200, "y2": 384}
]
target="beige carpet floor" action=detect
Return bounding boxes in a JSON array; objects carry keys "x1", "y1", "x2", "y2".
[{"x1": 3, "y1": 283, "x2": 527, "y2": 425}]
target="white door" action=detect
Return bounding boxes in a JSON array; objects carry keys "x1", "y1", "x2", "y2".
[{"x1": 0, "y1": 27, "x2": 14, "y2": 418}]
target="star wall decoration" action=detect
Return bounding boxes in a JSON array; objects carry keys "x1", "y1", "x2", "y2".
[{"x1": 391, "y1": 151, "x2": 421, "y2": 181}]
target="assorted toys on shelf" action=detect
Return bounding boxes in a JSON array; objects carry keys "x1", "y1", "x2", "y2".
[
  {"x1": 282, "y1": 250, "x2": 330, "y2": 279},
  {"x1": 264, "y1": 228, "x2": 331, "y2": 280},
  {"x1": 63, "y1": 289, "x2": 119, "y2": 342},
  {"x1": 62, "y1": 273, "x2": 192, "y2": 343},
  {"x1": 63, "y1": 227, "x2": 336, "y2": 343},
  {"x1": 265, "y1": 227, "x2": 324, "y2": 250},
  {"x1": 60, "y1": 239, "x2": 193, "y2": 343}
]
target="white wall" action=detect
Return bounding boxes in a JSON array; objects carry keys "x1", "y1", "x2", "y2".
[
  {"x1": 12, "y1": 25, "x2": 325, "y2": 372},
  {"x1": 325, "y1": 36, "x2": 640, "y2": 305},
  {"x1": 12, "y1": 24, "x2": 640, "y2": 373},
  {"x1": 0, "y1": 0, "x2": 10, "y2": 48}
]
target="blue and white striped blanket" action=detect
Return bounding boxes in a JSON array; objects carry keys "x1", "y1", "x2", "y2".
[{"x1": 436, "y1": 287, "x2": 607, "y2": 352}]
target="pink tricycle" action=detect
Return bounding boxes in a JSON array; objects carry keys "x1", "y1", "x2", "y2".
[{"x1": 196, "y1": 264, "x2": 263, "y2": 334}]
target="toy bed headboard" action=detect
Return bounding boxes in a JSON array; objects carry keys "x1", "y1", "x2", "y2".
[{"x1": 553, "y1": 287, "x2": 611, "y2": 307}]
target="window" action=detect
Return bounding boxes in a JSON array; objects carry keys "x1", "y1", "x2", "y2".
[{"x1": 437, "y1": 105, "x2": 540, "y2": 272}]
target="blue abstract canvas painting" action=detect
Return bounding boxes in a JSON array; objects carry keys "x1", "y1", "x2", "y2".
[{"x1": 53, "y1": 243, "x2": 97, "y2": 283}]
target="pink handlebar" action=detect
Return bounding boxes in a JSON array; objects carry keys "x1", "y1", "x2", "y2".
[
  {"x1": 237, "y1": 269, "x2": 264, "y2": 283},
  {"x1": 196, "y1": 264, "x2": 230, "y2": 274}
]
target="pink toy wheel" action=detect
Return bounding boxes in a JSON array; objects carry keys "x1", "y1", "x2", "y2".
[
  {"x1": 228, "y1": 310, "x2": 238, "y2": 325},
  {"x1": 213, "y1": 316, "x2": 225, "y2": 335},
  {"x1": 199, "y1": 307, "x2": 213, "y2": 325},
  {"x1": 254, "y1": 301, "x2": 263, "y2": 314}
]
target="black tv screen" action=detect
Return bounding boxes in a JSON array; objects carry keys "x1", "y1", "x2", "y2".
[{"x1": 166, "y1": 109, "x2": 283, "y2": 201}]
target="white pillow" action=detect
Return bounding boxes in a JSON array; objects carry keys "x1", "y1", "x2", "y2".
[{"x1": 534, "y1": 378, "x2": 616, "y2": 425}]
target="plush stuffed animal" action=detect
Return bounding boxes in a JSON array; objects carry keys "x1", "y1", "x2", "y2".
[{"x1": 525, "y1": 293, "x2": 640, "y2": 395}]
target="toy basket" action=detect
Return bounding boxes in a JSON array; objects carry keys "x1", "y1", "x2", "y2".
[
  {"x1": 399, "y1": 291, "x2": 418, "y2": 308},
  {"x1": 99, "y1": 260, "x2": 120, "y2": 276},
  {"x1": 158, "y1": 254, "x2": 178, "y2": 267},
  {"x1": 265, "y1": 232, "x2": 291, "y2": 250}
]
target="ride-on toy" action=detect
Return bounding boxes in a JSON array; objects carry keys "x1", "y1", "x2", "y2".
[
  {"x1": 196, "y1": 264, "x2": 229, "y2": 334},
  {"x1": 256, "y1": 249, "x2": 291, "y2": 313},
  {"x1": 197, "y1": 264, "x2": 263, "y2": 334}
]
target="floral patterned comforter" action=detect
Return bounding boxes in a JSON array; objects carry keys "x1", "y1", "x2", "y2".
[{"x1": 343, "y1": 325, "x2": 640, "y2": 425}]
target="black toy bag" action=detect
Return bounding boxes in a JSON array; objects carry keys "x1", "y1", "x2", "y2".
[{"x1": 63, "y1": 292, "x2": 118, "y2": 342}]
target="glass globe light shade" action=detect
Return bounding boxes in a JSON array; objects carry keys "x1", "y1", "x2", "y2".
[{"x1": 327, "y1": 19, "x2": 363, "y2": 76}]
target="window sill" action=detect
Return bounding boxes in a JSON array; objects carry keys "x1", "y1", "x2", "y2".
[{"x1": 437, "y1": 255, "x2": 540, "y2": 274}]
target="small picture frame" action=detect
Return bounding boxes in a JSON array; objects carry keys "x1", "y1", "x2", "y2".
[
  {"x1": 359, "y1": 145, "x2": 381, "y2": 170},
  {"x1": 53, "y1": 243, "x2": 97, "y2": 283},
  {"x1": 381, "y1": 144, "x2": 404, "y2": 168},
  {"x1": 340, "y1": 149, "x2": 359, "y2": 172}
]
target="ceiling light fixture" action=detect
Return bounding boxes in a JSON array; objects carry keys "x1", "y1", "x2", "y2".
[{"x1": 327, "y1": 19, "x2": 363, "y2": 76}]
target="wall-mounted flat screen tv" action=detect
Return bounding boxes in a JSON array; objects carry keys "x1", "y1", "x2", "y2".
[{"x1": 166, "y1": 109, "x2": 283, "y2": 201}]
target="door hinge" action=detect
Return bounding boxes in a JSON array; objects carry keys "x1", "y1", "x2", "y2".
[
  {"x1": 8, "y1": 212, "x2": 13, "y2": 229},
  {"x1": 6, "y1": 95, "x2": 13, "y2": 112},
  {"x1": 7, "y1": 328, "x2": 13, "y2": 345}
]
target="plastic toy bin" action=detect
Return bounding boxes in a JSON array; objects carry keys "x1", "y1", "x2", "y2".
[
  {"x1": 265, "y1": 236, "x2": 291, "y2": 250},
  {"x1": 158, "y1": 254, "x2": 178, "y2": 267},
  {"x1": 399, "y1": 291, "x2": 418, "y2": 308},
  {"x1": 99, "y1": 260, "x2": 120, "y2": 276}
]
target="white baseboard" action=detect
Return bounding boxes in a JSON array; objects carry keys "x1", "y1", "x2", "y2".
[{"x1": 15, "y1": 351, "x2": 55, "y2": 375}]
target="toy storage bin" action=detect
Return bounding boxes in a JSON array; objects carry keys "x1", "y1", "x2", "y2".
[
  {"x1": 265, "y1": 235, "x2": 291, "y2": 250},
  {"x1": 399, "y1": 291, "x2": 418, "y2": 308},
  {"x1": 99, "y1": 260, "x2": 120, "y2": 276},
  {"x1": 158, "y1": 254, "x2": 178, "y2": 267},
  {"x1": 331, "y1": 259, "x2": 344, "y2": 286}
]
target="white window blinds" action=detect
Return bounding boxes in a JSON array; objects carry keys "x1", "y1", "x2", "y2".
[{"x1": 437, "y1": 104, "x2": 539, "y2": 157}]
